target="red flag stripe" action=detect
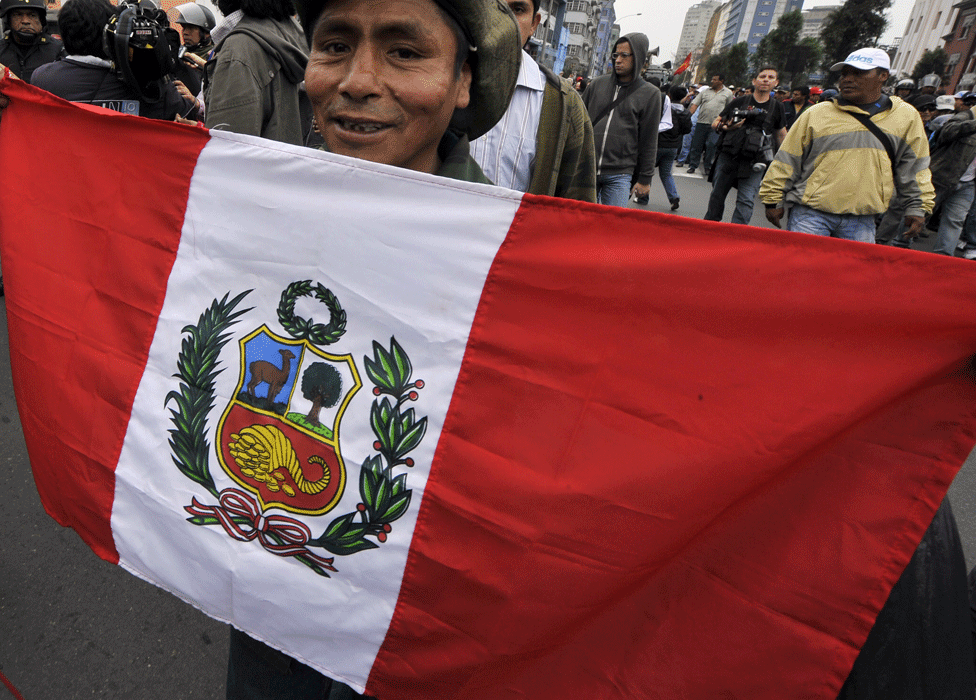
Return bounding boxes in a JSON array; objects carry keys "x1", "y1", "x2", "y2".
[
  {"x1": 370, "y1": 197, "x2": 976, "y2": 698},
  {"x1": 0, "y1": 77, "x2": 209, "y2": 562}
]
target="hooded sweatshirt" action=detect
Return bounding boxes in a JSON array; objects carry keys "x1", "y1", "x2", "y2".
[
  {"x1": 203, "y1": 14, "x2": 308, "y2": 146},
  {"x1": 581, "y1": 32, "x2": 661, "y2": 185}
]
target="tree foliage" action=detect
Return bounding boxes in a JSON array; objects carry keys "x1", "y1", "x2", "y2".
[
  {"x1": 751, "y1": 10, "x2": 802, "y2": 73},
  {"x1": 911, "y1": 48, "x2": 949, "y2": 81},
  {"x1": 819, "y1": 0, "x2": 891, "y2": 72},
  {"x1": 302, "y1": 362, "x2": 342, "y2": 425},
  {"x1": 706, "y1": 42, "x2": 751, "y2": 88}
]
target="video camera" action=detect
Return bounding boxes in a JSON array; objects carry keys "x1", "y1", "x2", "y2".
[
  {"x1": 729, "y1": 107, "x2": 765, "y2": 123},
  {"x1": 103, "y1": 0, "x2": 182, "y2": 103}
]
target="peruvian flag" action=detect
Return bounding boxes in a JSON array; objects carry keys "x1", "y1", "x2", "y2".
[
  {"x1": 1, "y1": 76, "x2": 975, "y2": 699},
  {"x1": 674, "y1": 51, "x2": 693, "y2": 75}
]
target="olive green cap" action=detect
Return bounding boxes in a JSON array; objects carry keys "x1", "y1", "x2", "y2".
[{"x1": 294, "y1": 0, "x2": 521, "y2": 140}]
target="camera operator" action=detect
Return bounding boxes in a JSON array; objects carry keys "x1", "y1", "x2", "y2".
[
  {"x1": 703, "y1": 65, "x2": 786, "y2": 225},
  {"x1": 30, "y1": 0, "x2": 197, "y2": 121}
]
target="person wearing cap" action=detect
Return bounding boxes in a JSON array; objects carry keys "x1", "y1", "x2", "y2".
[
  {"x1": 202, "y1": 0, "x2": 309, "y2": 146},
  {"x1": 582, "y1": 32, "x2": 661, "y2": 207},
  {"x1": 468, "y1": 0, "x2": 596, "y2": 201},
  {"x1": 222, "y1": 0, "x2": 520, "y2": 693},
  {"x1": 0, "y1": 0, "x2": 64, "y2": 83},
  {"x1": 760, "y1": 48, "x2": 934, "y2": 243}
]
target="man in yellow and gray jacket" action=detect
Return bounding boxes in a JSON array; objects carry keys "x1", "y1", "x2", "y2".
[{"x1": 759, "y1": 48, "x2": 934, "y2": 243}]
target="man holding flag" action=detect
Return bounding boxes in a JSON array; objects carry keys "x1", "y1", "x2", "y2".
[{"x1": 0, "y1": 9, "x2": 975, "y2": 700}]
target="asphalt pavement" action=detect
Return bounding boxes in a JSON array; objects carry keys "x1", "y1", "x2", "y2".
[{"x1": 1, "y1": 176, "x2": 974, "y2": 699}]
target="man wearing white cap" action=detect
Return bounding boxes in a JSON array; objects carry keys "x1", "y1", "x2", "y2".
[{"x1": 760, "y1": 48, "x2": 934, "y2": 242}]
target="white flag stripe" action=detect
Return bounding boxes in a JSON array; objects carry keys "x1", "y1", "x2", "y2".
[{"x1": 111, "y1": 131, "x2": 523, "y2": 689}]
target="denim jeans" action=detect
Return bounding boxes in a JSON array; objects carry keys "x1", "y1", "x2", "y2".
[
  {"x1": 656, "y1": 147, "x2": 679, "y2": 203},
  {"x1": 686, "y1": 123, "x2": 718, "y2": 170},
  {"x1": 934, "y1": 180, "x2": 976, "y2": 255},
  {"x1": 961, "y1": 189, "x2": 976, "y2": 247},
  {"x1": 597, "y1": 173, "x2": 632, "y2": 207},
  {"x1": 787, "y1": 203, "x2": 877, "y2": 242},
  {"x1": 678, "y1": 129, "x2": 693, "y2": 162},
  {"x1": 703, "y1": 152, "x2": 764, "y2": 225}
]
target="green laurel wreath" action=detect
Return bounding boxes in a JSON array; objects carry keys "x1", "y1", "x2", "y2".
[
  {"x1": 167, "y1": 287, "x2": 425, "y2": 577},
  {"x1": 277, "y1": 280, "x2": 346, "y2": 346},
  {"x1": 307, "y1": 337, "x2": 425, "y2": 555},
  {"x1": 166, "y1": 290, "x2": 253, "y2": 499}
]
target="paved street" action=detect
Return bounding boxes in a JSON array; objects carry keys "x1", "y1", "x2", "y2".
[{"x1": 0, "y1": 177, "x2": 974, "y2": 698}]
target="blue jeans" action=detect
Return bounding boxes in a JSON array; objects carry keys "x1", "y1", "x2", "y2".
[
  {"x1": 597, "y1": 173, "x2": 632, "y2": 207},
  {"x1": 656, "y1": 147, "x2": 679, "y2": 203},
  {"x1": 960, "y1": 189, "x2": 976, "y2": 247},
  {"x1": 703, "y1": 152, "x2": 764, "y2": 225},
  {"x1": 686, "y1": 123, "x2": 718, "y2": 171},
  {"x1": 678, "y1": 129, "x2": 693, "y2": 162},
  {"x1": 787, "y1": 203, "x2": 877, "y2": 242},
  {"x1": 934, "y1": 180, "x2": 976, "y2": 255}
]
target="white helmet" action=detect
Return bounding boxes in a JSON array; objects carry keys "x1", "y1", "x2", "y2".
[
  {"x1": 919, "y1": 73, "x2": 942, "y2": 90},
  {"x1": 174, "y1": 2, "x2": 216, "y2": 31}
]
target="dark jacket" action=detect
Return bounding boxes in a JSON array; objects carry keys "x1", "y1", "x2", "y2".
[
  {"x1": 31, "y1": 57, "x2": 195, "y2": 121},
  {"x1": 581, "y1": 32, "x2": 661, "y2": 185},
  {"x1": 1, "y1": 31, "x2": 64, "y2": 83},
  {"x1": 659, "y1": 102, "x2": 692, "y2": 149},
  {"x1": 530, "y1": 65, "x2": 597, "y2": 201},
  {"x1": 783, "y1": 99, "x2": 812, "y2": 129},
  {"x1": 203, "y1": 15, "x2": 308, "y2": 146},
  {"x1": 929, "y1": 107, "x2": 976, "y2": 195}
]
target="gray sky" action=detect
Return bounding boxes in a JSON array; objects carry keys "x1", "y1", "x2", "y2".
[{"x1": 613, "y1": 0, "x2": 915, "y2": 64}]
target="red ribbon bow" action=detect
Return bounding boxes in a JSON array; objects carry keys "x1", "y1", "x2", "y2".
[{"x1": 186, "y1": 489, "x2": 337, "y2": 571}]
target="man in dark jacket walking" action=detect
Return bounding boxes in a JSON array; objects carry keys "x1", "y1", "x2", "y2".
[
  {"x1": 928, "y1": 102, "x2": 976, "y2": 256},
  {"x1": 0, "y1": 0, "x2": 63, "y2": 83},
  {"x1": 582, "y1": 32, "x2": 661, "y2": 207}
]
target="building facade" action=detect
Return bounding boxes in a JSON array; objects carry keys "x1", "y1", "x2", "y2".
[
  {"x1": 590, "y1": 0, "x2": 616, "y2": 76},
  {"x1": 719, "y1": 0, "x2": 804, "y2": 53},
  {"x1": 676, "y1": 0, "x2": 723, "y2": 66},
  {"x1": 799, "y1": 5, "x2": 837, "y2": 40},
  {"x1": 944, "y1": 0, "x2": 976, "y2": 91},
  {"x1": 890, "y1": 0, "x2": 957, "y2": 78}
]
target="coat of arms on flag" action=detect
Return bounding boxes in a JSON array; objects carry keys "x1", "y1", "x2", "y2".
[{"x1": 168, "y1": 282, "x2": 426, "y2": 577}]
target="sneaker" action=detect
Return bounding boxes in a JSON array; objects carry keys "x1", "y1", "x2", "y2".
[
  {"x1": 670, "y1": 198, "x2": 680, "y2": 211},
  {"x1": 963, "y1": 248, "x2": 976, "y2": 260},
  {"x1": 702, "y1": 168, "x2": 710, "y2": 178},
  {"x1": 687, "y1": 167, "x2": 696, "y2": 174},
  {"x1": 635, "y1": 194, "x2": 649, "y2": 205},
  {"x1": 675, "y1": 161, "x2": 685, "y2": 166}
]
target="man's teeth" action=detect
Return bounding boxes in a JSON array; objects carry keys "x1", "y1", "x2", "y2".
[{"x1": 341, "y1": 120, "x2": 385, "y2": 133}]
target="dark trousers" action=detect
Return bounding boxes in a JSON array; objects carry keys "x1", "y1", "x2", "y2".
[{"x1": 686, "y1": 122, "x2": 718, "y2": 171}]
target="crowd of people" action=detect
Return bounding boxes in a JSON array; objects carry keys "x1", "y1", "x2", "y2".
[{"x1": 1, "y1": 0, "x2": 976, "y2": 697}]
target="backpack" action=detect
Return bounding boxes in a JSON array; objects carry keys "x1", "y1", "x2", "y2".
[{"x1": 671, "y1": 104, "x2": 692, "y2": 136}]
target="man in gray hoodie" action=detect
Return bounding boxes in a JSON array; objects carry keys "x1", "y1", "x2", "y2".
[{"x1": 582, "y1": 32, "x2": 661, "y2": 207}]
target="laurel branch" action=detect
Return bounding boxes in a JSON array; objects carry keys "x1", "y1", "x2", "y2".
[
  {"x1": 165, "y1": 290, "x2": 253, "y2": 499},
  {"x1": 307, "y1": 337, "x2": 425, "y2": 556},
  {"x1": 277, "y1": 280, "x2": 346, "y2": 346}
]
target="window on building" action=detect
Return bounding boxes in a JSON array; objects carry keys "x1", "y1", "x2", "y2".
[
  {"x1": 947, "y1": 52, "x2": 961, "y2": 76},
  {"x1": 961, "y1": 14, "x2": 975, "y2": 39},
  {"x1": 933, "y1": 11, "x2": 942, "y2": 30}
]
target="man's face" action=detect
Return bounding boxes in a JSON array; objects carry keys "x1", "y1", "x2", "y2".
[
  {"x1": 181, "y1": 24, "x2": 205, "y2": 46},
  {"x1": 838, "y1": 65, "x2": 887, "y2": 104},
  {"x1": 613, "y1": 40, "x2": 634, "y2": 79},
  {"x1": 752, "y1": 69, "x2": 777, "y2": 95},
  {"x1": 9, "y1": 8, "x2": 42, "y2": 36},
  {"x1": 305, "y1": 0, "x2": 472, "y2": 175},
  {"x1": 956, "y1": 97, "x2": 965, "y2": 111},
  {"x1": 791, "y1": 89, "x2": 805, "y2": 104},
  {"x1": 710, "y1": 75, "x2": 722, "y2": 90},
  {"x1": 506, "y1": 0, "x2": 540, "y2": 48}
]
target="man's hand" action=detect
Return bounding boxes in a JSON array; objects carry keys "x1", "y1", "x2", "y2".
[
  {"x1": 631, "y1": 182, "x2": 650, "y2": 199},
  {"x1": 903, "y1": 215, "x2": 926, "y2": 239},
  {"x1": 765, "y1": 207, "x2": 784, "y2": 228}
]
